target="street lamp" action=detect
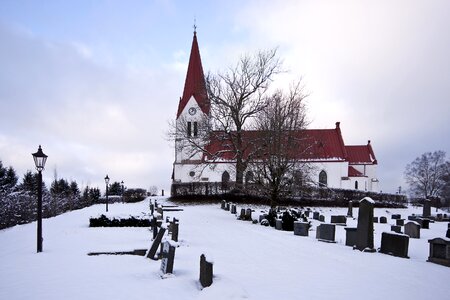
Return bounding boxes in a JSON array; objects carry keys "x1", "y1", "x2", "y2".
[
  {"x1": 104, "y1": 175, "x2": 110, "y2": 212},
  {"x1": 32, "y1": 145, "x2": 47, "y2": 253},
  {"x1": 121, "y1": 180, "x2": 124, "y2": 202}
]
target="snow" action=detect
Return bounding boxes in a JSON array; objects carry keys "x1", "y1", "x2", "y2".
[
  {"x1": 0, "y1": 198, "x2": 449, "y2": 300},
  {"x1": 361, "y1": 196, "x2": 375, "y2": 204}
]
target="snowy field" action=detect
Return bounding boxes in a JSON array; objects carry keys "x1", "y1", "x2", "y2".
[{"x1": 0, "y1": 197, "x2": 449, "y2": 300}]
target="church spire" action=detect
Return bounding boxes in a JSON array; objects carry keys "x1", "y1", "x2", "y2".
[{"x1": 176, "y1": 30, "x2": 209, "y2": 118}]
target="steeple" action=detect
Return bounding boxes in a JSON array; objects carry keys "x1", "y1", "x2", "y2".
[{"x1": 176, "y1": 31, "x2": 209, "y2": 118}]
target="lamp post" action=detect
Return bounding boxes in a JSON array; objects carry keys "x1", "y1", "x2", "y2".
[
  {"x1": 104, "y1": 175, "x2": 110, "y2": 212},
  {"x1": 32, "y1": 145, "x2": 47, "y2": 253},
  {"x1": 121, "y1": 180, "x2": 124, "y2": 202}
]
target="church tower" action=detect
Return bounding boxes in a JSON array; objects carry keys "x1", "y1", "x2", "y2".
[{"x1": 173, "y1": 30, "x2": 210, "y2": 182}]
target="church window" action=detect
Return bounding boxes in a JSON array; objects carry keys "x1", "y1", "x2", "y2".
[
  {"x1": 187, "y1": 122, "x2": 192, "y2": 137},
  {"x1": 319, "y1": 170, "x2": 327, "y2": 187},
  {"x1": 221, "y1": 171, "x2": 230, "y2": 190},
  {"x1": 245, "y1": 171, "x2": 254, "y2": 185},
  {"x1": 355, "y1": 181, "x2": 358, "y2": 190},
  {"x1": 193, "y1": 122, "x2": 198, "y2": 137}
]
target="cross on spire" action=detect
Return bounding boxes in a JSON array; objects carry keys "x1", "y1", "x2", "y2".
[{"x1": 193, "y1": 17, "x2": 197, "y2": 35}]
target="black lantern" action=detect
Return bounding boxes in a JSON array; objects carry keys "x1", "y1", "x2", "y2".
[
  {"x1": 32, "y1": 145, "x2": 47, "y2": 253},
  {"x1": 32, "y1": 145, "x2": 48, "y2": 172},
  {"x1": 104, "y1": 175, "x2": 110, "y2": 212}
]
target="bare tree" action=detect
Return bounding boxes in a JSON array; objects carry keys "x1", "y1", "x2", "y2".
[
  {"x1": 248, "y1": 81, "x2": 311, "y2": 207},
  {"x1": 404, "y1": 150, "x2": 447, "y2": 199},
  {"x1": 206, "y1": 49, "x2": 283, "y2": 190}
]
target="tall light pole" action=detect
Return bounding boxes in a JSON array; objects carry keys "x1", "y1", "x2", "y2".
[
  {"x1": 32, "y1": 145, "x2": 48, "y2": 253},
  {"x1": 104, "y1": 175, "x2": 110, "y2": 212},
  {"x1": 121, "y1": 180, "x2": 124, "y2": 202}
]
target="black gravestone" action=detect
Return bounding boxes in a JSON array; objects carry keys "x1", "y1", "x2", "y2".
[
  {"x1": 199, "y1": 254, "x2": 213, "y2": 288},
  {"x1": 379, "y1": 232, "x2": 409, "y2": 258},
  {"x1": 355, "y1": 198, "x2": 375, "y2": 251},
  {"x1": 160, "y1": 241, "x2": 176, "y2": 275},
  {"x1": 147, "y1": 227, "x2": 166, "y2": 260}
]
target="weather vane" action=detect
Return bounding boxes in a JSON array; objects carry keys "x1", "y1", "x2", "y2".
[{"x1": 193, "y1": 17, "x2": 197, "y2": 34}]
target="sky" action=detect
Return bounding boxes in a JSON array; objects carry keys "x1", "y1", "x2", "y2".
[{"x1": 0, "y1": 0, "x2": 449, "y2": 194}]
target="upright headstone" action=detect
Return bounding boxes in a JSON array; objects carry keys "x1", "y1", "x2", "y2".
[
  {"x1": 344, "y1": 227, "x2": 357, "y2": 247},
  {"x1": 161, "y1": 189, "x2": 164, "y2": 197},
  {"x1": 293, "y1": 221, "x2": 309, "y2": 236},
  {"x1": 239, "y1": 209, "x2": 246, "y2": 220},
  {"x1": 373, "y1": 217, "x2": 379, "y2": 223},
  {"x1": 380, "y1": 216, "x2": 387, "y2": 224},
  {"x1": 151, "y1": 217, "x2": 158, "y2": 240},
  {"x1": 404, "y1": 221, "x2": 420, "y2": 239},
  {"x1": 316, "y1": 224, "x2": 336, "y2": 243},
  {"x1": 147, "y1": 227, "x2": 166, "y2": 260},
  {"x1": 245, "y1": 208, "x2": 252, "y2": 221},
  {"x1": 221, "y1": 200, "x2": 226, "y2": 210},
  {"x1": 319, "y1": 215, "x2": 325, "y2": 222},
  {"x1": 150, "y1": 203, "x2": 154, "y2": 215},
  {"x1": 160, "y1": 241, "x2": 176, "y2": 275},
  {"x1": 396, "y1": 219, "x2": 405, "y2": 226},
  {"x1": 275, "y1": 219, "x2": 283, "y2": 230},
  {"x1": 379, "y1": 232, "x2": 409, "y2": 258},
  {"x1": 304, "y1": 210, "x2": 310, "y2": 218},
  {"x1": 392, "y1": 214, "x2": 401, "y2": 220},
  {"x1": 423, "y1": 200, "x2": 431, "y2": 217},
  {"x1": 313, "y1": 212, "x2": 320, "y2": 220},
  {"x1": 427, "y1": 238, "x2": 450, "y2": 267},
  {"x1": 225, "y1": 202, "x2": 230, "y2": 211},
  {"x1": 157, "y1": 207, "x2": 163, "y2": 220},
  {"x1": 391, "y1": 225, "x2": 402, "y2": 233},
  {"x1": 330, "y1": 215, "x2": 347, "y2": 225},
  {"x1": 171, "y1": 222, "x2": 179, "y2": 242},
  {"x1": 199, "y1": 254, "x2": 213, "y2": 288},
  {"x1": 347, "y1": 201, "x2": 353, "y2": 217},
  {"x1": 418, "y1": 218, "x2": 430, "y2": 229},
  {"x1": 231, "y1": 204, "x2": 237, "y2": 214},
  {"x1": 355, "y1": 197, "x2": 375, "y2": 251}
]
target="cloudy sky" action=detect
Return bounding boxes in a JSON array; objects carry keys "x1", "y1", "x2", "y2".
[{"x1": 0, "y1": 0, "x2": 449, "y2": 194}]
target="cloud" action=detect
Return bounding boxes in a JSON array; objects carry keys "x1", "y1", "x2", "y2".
[
  {"x1": 231, "y1": 0, "x2": 450, "y2": 192},
  {"x1": 0, "y1": 23, "x2": 180, "y2": 191}
]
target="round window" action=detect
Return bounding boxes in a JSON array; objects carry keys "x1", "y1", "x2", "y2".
[{"x1": 189, "y1": 171, "x2": 195, "y2": 177}]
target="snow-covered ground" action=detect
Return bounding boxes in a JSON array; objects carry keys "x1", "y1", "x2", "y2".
[{"x1": 0, "y1": 198, "x2": 448, "y2": 300}]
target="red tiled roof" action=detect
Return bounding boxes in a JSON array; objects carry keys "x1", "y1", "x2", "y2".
[
  {"x1": 345, "y1": 141, "x2": 377, "y2": 165},
  {"x1": 348, "y1": 166, "x2": 365, "y2": 177},
  {"x1": 204, "y1": 123, "x2": 348, "y2": 162},
  {"x1": 176, "y1": 32, "x2": 209, "y2": 118}
]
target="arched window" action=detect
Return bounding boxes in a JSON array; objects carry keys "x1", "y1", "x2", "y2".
[
  {"x1": 293, "y1": 170, "x2": 303, "y2": 186},
  {"x1": 355, "y1": 181, "x2": 358, "y2": 190},
  {"x1": 245, "y1": 171, "x2": 254, "y2": 185},
  {"x1": 221, "y1": 171, "x2": 230, "y2": 190},
  {"x1": 319, "y1": 170, "x2": 327, "y2": 187}
]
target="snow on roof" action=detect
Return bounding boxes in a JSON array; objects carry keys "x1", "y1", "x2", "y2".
[{"x1": 361, "y1": 197, "x2": 375, "y2": 204}]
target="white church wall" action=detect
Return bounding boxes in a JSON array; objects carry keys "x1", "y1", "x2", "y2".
[{"x1": 309, "y1": 161, "x2": 349, "y2": 189}]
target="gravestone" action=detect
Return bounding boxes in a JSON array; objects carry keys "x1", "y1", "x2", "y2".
[
  {"x1": 225, "y1": 202, "x2": 230, "y2": 211},
  {"x1": 221, "y1": 200, "x2": 226, "y2": 210},
  {"x1": 380, "y1": 216, "x2": 387, "y2": 224},
  {"x1": 427, "y1": 238, "x2": 450, "y2": 267},
  {"x1": 150, "y1": 203, "x2": 154, "y2": 215},
  {"x1": 330, "y1": 215, "x2": 347, "y2": 225},
  {"x1": 275, "y1": 219, "x2": 283, "y2": 230},
  {"x1": 319, "y1": 215, "x2": 325, "y2": 222},
  {"x1": 151, "y1": 217, "x2": 158, "y2": 240},
  {"x1": 436, "y1": 213, "x2": 443, "y2": 221},
  {"x1": 313, "y1": 212, "x2": 320, "y2": 220},
  {"x1": 379, "y1": 232, "x2": 409, "y2": 258},
  {"x1": 418, "y1": 218, "x2": 430, "y2": 229},
  {"x1": 160, "y1": 241, "x2": 176, "y2": 275},
  {"x1": 373, "y1": 217, "x2": 379, "y2": 223},
  {"x1": 316, "y1": 224, "x2": 336, "y2": 243},
  {"x1": 157, "y1": 207, "x2": 163, "y2": 220},
  {"x1": 239, "y1": 209, "x2": 246, "y2": 220},
  {"x1": 147, "y1": 226, "x2": 166, "y2": 260},
  {"x1": 199, "y1": 254, "x2": 214, "y2": 288},
  {"x1": 171, "y1": 222, "x2": 179, "y2": 242},
  {"x1": 396, "y1": 219, "x2": 405, "y2": 226},
  {"x1": 231, "y1": 204, "x2": 237, "y2": 214},
  {"x1": 293, "y1": 222, "x2": 309, "y2": 236},
  {"x1": 355, "y1": 197, "x2": 375, "y2": 251},
  {"x1": 347, "y1": 201, "x2": 353, "y2": 217},
  {"x1": 408, "y1": 215, "x2": 418, "y2": 221},
  {"x1": 404, "y1": 221, "x2": 420, "y2": 239},
  {"x1": 259, "y1": 214, "x2": 267, "y2": 223},
  {"x1": 304, "y1": 210, "x2": 310, "y2": 218},
  {"x1": 423, "y1": 200, "x2": 431, "y2": 217},
  {"x1": 391, "y1": 225, "x2": 402, "y2": 233},
  {"x1": 344, "y1": 227, "x2": 357, "y2": 247},
  {"x1": 392, "y1": 214, "x2": 401, "y2": 220},
  {"x1": 245, "y1": 208, "x2": 252, "y2": 221}
]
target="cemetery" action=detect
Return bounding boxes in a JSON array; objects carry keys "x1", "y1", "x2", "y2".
[{"x1": 1, "y1": 196, "x2": 449, "y2": 299}]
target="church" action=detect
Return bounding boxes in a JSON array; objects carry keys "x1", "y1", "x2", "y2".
[{"x1": 172, "y1": 31, "x2": 379, "y2": 195}]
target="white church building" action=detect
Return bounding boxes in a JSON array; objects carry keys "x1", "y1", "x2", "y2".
[{"x1": 172, "y1": 32, "x2": 379, "y2": 194}]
